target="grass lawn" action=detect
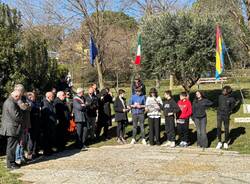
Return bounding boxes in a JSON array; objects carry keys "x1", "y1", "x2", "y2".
[{"x1": 0, "y1": 157, "x2": 22, "y2": 184}]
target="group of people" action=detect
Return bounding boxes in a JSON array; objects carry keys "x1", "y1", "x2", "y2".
[
  {"x1": 0, "y1": 75, "x2": 236, "y2": 170},
  {"x1": 114, "y1": 77, "x2": 236, "y2": 151},
  {"x1": 0, "y1": 82, "x2": 111, "y2": 169}
]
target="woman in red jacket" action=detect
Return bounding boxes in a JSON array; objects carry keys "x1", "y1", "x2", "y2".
[{"x1": 177, "y1": 92, "x2": 192, "y2": 147}]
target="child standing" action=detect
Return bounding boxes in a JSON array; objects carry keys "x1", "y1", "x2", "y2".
[
  {"x1": 114, "y1": 89, "x2": 130, "y2": 144},
  {"x1": 145, "y1": 88, "x2": 163, "y2": 146},
  {"x1": 177, "y1": 92, "x2": 192, "y2": 147},
  {"x1": 216, "y1": 86, "x2": 236, "y2": 149},
  {"x1": 162, "y1": 90, "x2": 180, "y2": 148},
  {"x1": 129, "y1": 88, "x2": 147, "y2": 145}
]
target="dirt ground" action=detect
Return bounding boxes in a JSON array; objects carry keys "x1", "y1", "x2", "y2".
[{"x1": 13, "y1": 145, "x2": 250, "y2": 184}]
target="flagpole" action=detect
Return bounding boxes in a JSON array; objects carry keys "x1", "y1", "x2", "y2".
[{"x1": 225, "y1": 48, "x2": 246, "y2": 105}]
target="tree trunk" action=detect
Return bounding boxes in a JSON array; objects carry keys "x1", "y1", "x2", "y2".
[
  {"x1": 155, "y1": 74, "x2": 160, "y2": 89},
  {"x1": 96, "y1": 58, "x2": 104, "y2": 89},
  {"x1": 116, "y1": 71, "x2": 119, "y2": 92},
  {"x1": 169, "y1": 74, "x2": 174, "y2": 90},
  {"x1": 182, "y1": 84, "x2": 190, "y2": 93}
]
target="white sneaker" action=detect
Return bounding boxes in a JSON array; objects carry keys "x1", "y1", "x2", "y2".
[
  {"x1": 216, "y1": 142, "x2": 223, "y2": 149},
  {"x1": 223, "y1": 143, "x2": 229, "y2": 149},
  {"x1": 15, "y1": 160, "x2": 21, "y2": 165},
  {"x1": 179, "y1": 141, "x2": 186, "y2": 147},
  {"x1": 130, "y1": 138, "x2": 136, "y2": 144},
  {"x1": 162, "y1": 141, "x2": 171, "y2": 147},
  {"x1": 141, "y1": 139, "x2": 147, "y2": 145},
  {"x1": 179, "y1": 141, "x2": 184, "y2": 147},
  {"x1": 170, "y1": 141, "x2": 175, "y2": 148},
  {"x1": 182, "y1": 141, "x2": 188, "y2": 147}
]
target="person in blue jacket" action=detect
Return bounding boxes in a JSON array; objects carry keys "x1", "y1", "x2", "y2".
[{"x1": 129, "y1": 88, "x2": 147, "y2": 145}]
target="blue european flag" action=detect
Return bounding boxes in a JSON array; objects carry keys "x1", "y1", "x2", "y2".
[{"x1": 89, "y1": 36, "x2": 98, "y2": 66}]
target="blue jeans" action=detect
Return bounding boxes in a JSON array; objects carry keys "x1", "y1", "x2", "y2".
[
  {"x1": 16, "y1": 129, "x2": 28, "y2": 162},
  {"x1": 15, "y1": 143, "x2": 24, "y2": 162},
  {"x1": 132, "y1": 114, "x2": 145, "y2": 139}
]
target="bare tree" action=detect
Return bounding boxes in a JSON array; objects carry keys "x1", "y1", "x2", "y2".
[
  {"x1": 61, "y1": 0, "x2": 129, "y2": 89},
  {"x1": 121, "y1": 0, "x2": 188, "y2": 16}
]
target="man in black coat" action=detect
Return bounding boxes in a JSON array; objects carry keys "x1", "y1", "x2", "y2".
[
  {"x1": 54, "y1": 91, "x2": 70, "y2": 151},
  {"x1": 41, "y1": 92, "x2": 56, "y2": 155},
  {"x1": 85, "y1": 87, "x2": 99, "y2": 140},
  {"x1": 0, "y1": 90, "x2": 23, "y2": 169},
  {"x1": 96, "y1": 88, "x2": 113, "y2": 140}
]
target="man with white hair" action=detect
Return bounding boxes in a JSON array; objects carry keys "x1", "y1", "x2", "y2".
[
  {"x1": 54, "y1": 91, "x2": 70, "y2": 151},
  {"x1": 0, "y1": 90, "x2": 23, "y2": 169},
  {"x1": 14, "y1": 84, "x2": 31, "y2": 165},
  {"x1": 41, "y1": 92, "x2": 56, "y2": 155},
  {"x1": 73, "y1": 88, "x2": 88, "y2": 151}
]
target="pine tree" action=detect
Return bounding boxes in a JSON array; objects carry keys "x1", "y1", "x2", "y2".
[{"x1": 0, "y1": 3, "x2": 22, "y2": 101}]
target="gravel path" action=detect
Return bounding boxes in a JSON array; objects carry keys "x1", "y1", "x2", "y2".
[{"x1": 13, "y1": 145, "x2": 250, "y2": 184}]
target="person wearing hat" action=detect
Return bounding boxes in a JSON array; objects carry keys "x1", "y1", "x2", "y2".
[
  {"x1": 145, "y1": 88, "x2": 163, "y2": 145},
  {"x1": 73, "y1": 88, "x2": 88, "y2": 151},
  {"x1": 131, "y1": 74, "x2": 146, "y2": 96}
]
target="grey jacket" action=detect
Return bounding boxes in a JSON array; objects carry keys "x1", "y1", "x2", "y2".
[
  {"x1": 73, "y1": 96, "x2": 87, "y2": 122},
  {"x1": 0, "y1": 96, "x2": 23, "y2": 137}
]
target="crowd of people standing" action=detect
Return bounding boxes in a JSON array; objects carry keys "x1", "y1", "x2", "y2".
[
  {"x1": 0, "y1": 75, "x2": 237, "y2": 170},
  {"x1": 114, "y1": 76, "x2": 236, "y2": 149}
]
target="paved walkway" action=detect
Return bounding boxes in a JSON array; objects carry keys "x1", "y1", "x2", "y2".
[{"x1": 14, "y1": 145, "x2": 250, "y2": 184}]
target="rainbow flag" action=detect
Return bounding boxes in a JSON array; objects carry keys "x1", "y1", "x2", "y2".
[{"x1": 215, "y1": 26, "x2": 225, "y2": 80}]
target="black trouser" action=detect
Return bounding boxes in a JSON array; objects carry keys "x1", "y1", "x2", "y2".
[
  {"x1": 55, "y1": 121, "x2": 68, "y2": 151},
  {"x1": 96, "y1": 121, "x2": 109, "y2": 139},
  {"x1": 6, "y1": 136, "x2": 18, "y2": 167},
  {"x1": 76, "y1": 122, "x2": 88, "y2": 147},
  {"x1": 165, "y1": 116, "x2": 175, "y2": 142},
  {"x1": 148, "y1": 117, "x2": 160, "y2": 145},
  {"x1": 132, "y1": 114, "x2": 145, "y2": 139},
  {"x1": 217, "y1": 114, "x2": 230, "y2": 143},
  {"x1": 194, "y1": 117, "x2": 208, "y2": 148},
  {"x1": 117, "y1": 120, "x2": 126, "y2": 139},
  {"x1": 28, "y1": 124, "x2": 40, "y2": 155},
  {"x1": 177, "y1": 119, "x2": 189, "y2": 143},
  {"x1": 87, "y1": 117, "x2": 96, "y2": 139},
  {"x1": 43, "y1": 123, "x2": 56, "y2": 154}
]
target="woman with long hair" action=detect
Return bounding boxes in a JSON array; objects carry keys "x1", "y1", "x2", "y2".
[
  {"x1": 192, "y1": 91, "x2": 213, "y2": 148},
  {"x1": 145, "y1": 88, "x2": 163, "y2": 145}
]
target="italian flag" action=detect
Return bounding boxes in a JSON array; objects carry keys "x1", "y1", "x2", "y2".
[{"x1": 134, "y1": 33, "x2": 141, "y2": 65}]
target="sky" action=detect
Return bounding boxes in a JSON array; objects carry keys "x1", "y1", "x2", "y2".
[{"x1": 1, "y1": 0, "x2": 197, "y2": 29}]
